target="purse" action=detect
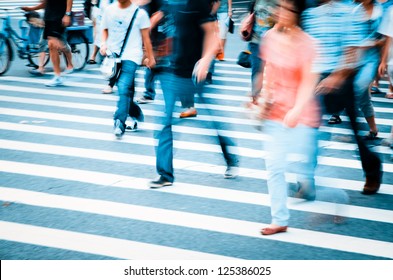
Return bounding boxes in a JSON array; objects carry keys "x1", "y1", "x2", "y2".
[
  {"x1": 100, "y1": 8, "x2": 139, "y2": 80},
  {"x1": 240, "y1": 12, "x2": 255, "y2": 41},
  {"x1": 237, "y1": 50, "x2": 251, "y2": 68}
]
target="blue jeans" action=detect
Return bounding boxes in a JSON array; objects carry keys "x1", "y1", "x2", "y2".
[
  {"x1": 155, "y1": 71, "x2": 238, "y2": 182},
  {"x1": 264, "y1": 120, "x2": 318, "y2": 226},
  {"x1": 354, "y1": 61, "x2": 378, "y2": 118},
  {"x1": 114, "y1": 60, "x2": 143, "y2": 130},
  {"x1": 248, "y1": 42, "x2": 263, "y2": 95},
  {"x1": 143, "y1": 67, "x2": 157, "y2": 100}
]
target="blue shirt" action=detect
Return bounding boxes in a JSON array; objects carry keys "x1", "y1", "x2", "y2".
[{"x1": 302, "y1": 1, "x2": 363, "y2": 73}]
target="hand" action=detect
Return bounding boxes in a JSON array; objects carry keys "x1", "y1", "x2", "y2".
[
  {"x1": 100, "y1": 43, "x2": 107, "y2": 56},
  {"x1": 21, "y1": 7, "x2": 32, "y2": 12},
  {"x1": 62, "y1": 15, "x2": 71, "y2": 27},
  {"x1": 145, "y1": 56, "x2": 156, "y2": 69},
  {"x1": 378, "y1": 62, "x2": 387, "y2": 77},
  {"x1": 283, "y1": 107, "x2": 301, "y2": 128},
  {"x1": 315, "y1": 74, "x2": 343, "y2": 95},
  {"x1": 195, "y1": 57, "x2": 211, "y2": 84}
]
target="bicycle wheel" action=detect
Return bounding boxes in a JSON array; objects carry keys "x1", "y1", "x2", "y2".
[
  {"x1": 0, "y1": 36, "x2": 12, "y2": 75},
  {"x1": 67, "y1": 32, "x2": 89, "y2": 71},
  {"x1": 27, "y1": 48, "x2": 50, "y2": 69}
]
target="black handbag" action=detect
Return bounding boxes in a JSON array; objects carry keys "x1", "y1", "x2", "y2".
[{"x1": 237, "y1": 50, "x2": 251, "y2": 68}]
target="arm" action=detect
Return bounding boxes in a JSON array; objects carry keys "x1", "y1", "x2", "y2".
[
  {"x1": 62, "y1": 0, "x2": 73, "y2": 27},
  {"x1": 228, "y1": 0, "x2": 232, "y2": 18},
  {"x1": 100, "y1": 28, "x2": 108, "y2": 55},
  {"x1": 141, "y1": 28, "x2": 156, "y2": 68},
  {"x1": 195, "y1": 20, "x2": 220, "y2": 83},
  {"x1": 150, "y1": 11, "x2": 164, "y2": 30},
  {"x1": 379, "y1": 36, "x2": 391, "y2": 76},
  {"x1": 22, "y1": 0, "x2": 46, "y2": 11}
]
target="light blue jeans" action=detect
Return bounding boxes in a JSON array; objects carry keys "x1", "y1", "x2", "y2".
[
  {"x1": 263, "y1": 120, "x2": 318, "y2": 226},
  {"x1": 354, "y1": 60, "x2": 379, "y2": 118}
]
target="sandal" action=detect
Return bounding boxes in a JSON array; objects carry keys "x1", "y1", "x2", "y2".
[
  {"x1": 328, "y1": 115, "x2": 342, "y2": 125},
  {"x1": 87, "y1": 59, "x2": 97, "y2": 65},
  {"x1": 370, "y1": 86, "x2": 382, "y2": 94},
  {"x1": 364, "y1": 131, "x2": 378, "y2": 140}
]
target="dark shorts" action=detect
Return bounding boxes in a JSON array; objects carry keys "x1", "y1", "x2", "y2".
[{"x1": 43, "y1": 20, "x2": 65, "y2": 40}]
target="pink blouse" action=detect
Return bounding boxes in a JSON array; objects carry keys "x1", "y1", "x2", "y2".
[{"x1": 261, "y1": 28, "x2": 321, "y2": 128}]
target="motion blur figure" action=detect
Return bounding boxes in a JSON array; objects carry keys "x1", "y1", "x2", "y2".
[
  {"x1": 253, "y1": 0, "x2": 320, "y2": 235},
  {"x1": 149, "y1": 0, "x2": 239, "y2": 189},
  {"x1": 302, "y1": 0, "x2": 383, "y2": 194}
]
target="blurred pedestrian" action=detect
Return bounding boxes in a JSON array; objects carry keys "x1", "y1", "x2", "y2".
[
  {"x1": 149, "y1": 0, "x2": 239, "y2": 188},
  {"x1": 137, "y1": 0, "x2": 168, "y2": 104},
  {"x1": 248, "y1": 0, "x2": 277, "y2": 102},
  {"x1": 370, "y1": 0, "x2": 393, "y2": 94},
  {"x1": 253, "y1": 0, "x2": 319, "y2": 235},
  {"x1": 303, "y1": 0, "x2": 383, "y2": 195},
  {"x1": 327, "y1": 0, "x2": 384, "y2": 142},
  {"x1": 22, "y1": 0, "x2": 74, "y2": 84},
  {"x1": 100, "y1": 0, "x2": 155, "y2": 139},
  {"x1": 45, "y1": 0, "x2": 74, "y2": 86},
  {"x1": 378, "y1": 4, "x2": 393, "y2": 99}
]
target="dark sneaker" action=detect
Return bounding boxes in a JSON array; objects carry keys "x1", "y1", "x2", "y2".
[
  {"x1": 137, "y1": 96, "x2": 154, "y2": 104},
  {"x1": 113, "y1": 119, "x2": 124, "y2": 139},
  {"x1": 126, "y1": 121, "x2": 138, "y2": 131},
  {"x1": 224, "y1": 166, "x2": 239, "y2": 179},
  {"x1": 149, "y1": 176, "x2": 173, "y2": 189},
  {"x1": 363, "y1": 131, "x2": 378, "y2": 140},
  {"x1": 327, "y1": 115, "x2": 342, "y2": 125}
]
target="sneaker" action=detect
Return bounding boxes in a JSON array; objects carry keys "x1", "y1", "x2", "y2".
[
  {"x1": 125, "y1": 121, "x2": 138, "y2": 131},
  {"x1": 64, "y1": 68, "x2": 74, "y2": 75},
  {"x1": 224, "y1": 166, "x2": 239, "y2": 179},
  {"x1": 137, "y1": 96, "x2": 154, "y2": 104},
  {"x1": 327, "y1": 115, "x2": 342, "y2": 125},
  {"x1": 29, "y1": 68, "x2": 44, "y2": 76},
  {"x1": 179, "y1": 107, "x2": 197, "y2": 118},
  {"x1": 113, "y1": 119, "x2": 124, "y2": 139},
  {"x1": 45, "y1": 75, "x2": 63, "y2": 87},
  {"x1": 149, "y1": 176, "x2": 173, "y2": 189},
  {"x1": 370, "y1": 86, "x2": 382, "y2": 94},
  {"x1": 363, "y1": 131, "x2": 378, "y2": 140},
  {"x1": 102, "y1": 85, "x2": 113, "y2": 94}
]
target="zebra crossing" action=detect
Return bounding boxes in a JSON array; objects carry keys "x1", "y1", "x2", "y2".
[{"x1": 0, "y1": 57, "x2": 393, "y2": 260}]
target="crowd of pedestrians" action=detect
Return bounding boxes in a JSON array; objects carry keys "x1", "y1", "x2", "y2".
[{"x1": 21, "y1": 0, "x2": 393, "y2": 236}]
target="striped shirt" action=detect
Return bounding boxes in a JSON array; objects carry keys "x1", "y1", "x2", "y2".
[{"x1": 301, "y1": 1, "x2": 362, "y2": 73}]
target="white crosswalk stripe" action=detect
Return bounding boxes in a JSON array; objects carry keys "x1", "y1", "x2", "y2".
[{"x1": 0, "y1": 54, "x2": 392, "y2": 260}]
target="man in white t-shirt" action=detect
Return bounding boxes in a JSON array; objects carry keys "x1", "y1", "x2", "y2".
[{"x1": 100, "y1": 0, "x2": 155, "y2": 139}]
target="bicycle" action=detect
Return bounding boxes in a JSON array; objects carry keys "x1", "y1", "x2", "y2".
[{"x1": 0, "y1": 8, "x2": 92, "y2": 75}]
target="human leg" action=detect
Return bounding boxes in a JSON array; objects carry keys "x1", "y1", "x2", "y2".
[
  {"x1": 353, "y1": 61, "x2": 379, "y2": 138},
  {"x1": 113, "y1": 60, "x2": 139, "y2": 138}
]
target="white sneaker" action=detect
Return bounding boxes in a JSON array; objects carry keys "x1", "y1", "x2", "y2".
[
  {"x1": 64, "y1": 68, "x2": 74, "y2": 75},
  {"x1": 102, "y1": 85, "x2": 113, "y2": 94},
  {"x1": 45, "y1": 76, "x2": 63, "y2": 87}
]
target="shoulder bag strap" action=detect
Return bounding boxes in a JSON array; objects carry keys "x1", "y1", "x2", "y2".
[{"x1": 119, "y1": 8, "x2": 139, "y2": 57}]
